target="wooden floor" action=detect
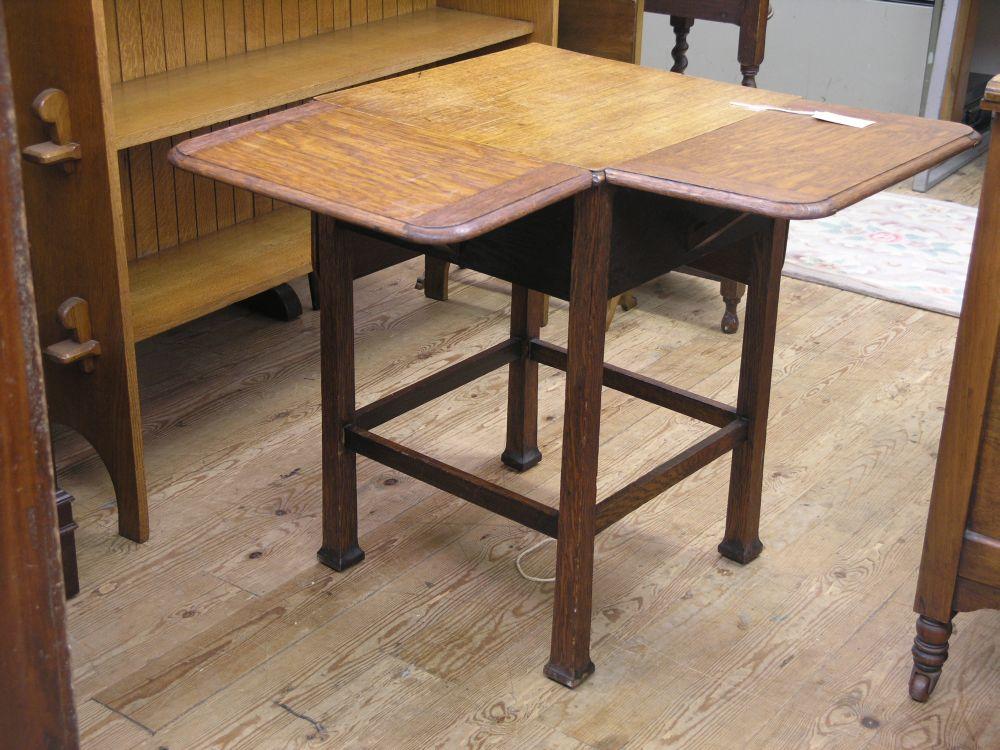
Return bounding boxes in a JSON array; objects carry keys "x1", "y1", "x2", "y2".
[{"x1": 60, "y1": 161, "x2": 997, "y2": 749}]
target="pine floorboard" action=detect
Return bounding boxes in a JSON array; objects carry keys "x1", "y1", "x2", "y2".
[{"x1": 58, "y1": 168, "x2": 997, "y2": 749}]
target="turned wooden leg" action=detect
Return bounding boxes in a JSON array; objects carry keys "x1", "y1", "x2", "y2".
[
  {"x1": 420, "y1": 255, "x2": 450, "y2": 301},
  {"x1": 314, "y1": 214, "x2": 364, "y2": 572},
  {"x1": 670, "y1": 17, "x2": 694, "y2": 74},
  {"x1": 741, "y1": 65, "x2": 760, "y2": 88},
  {"x1": 720, "y1": 279, "x2": 746, "y2": 334},
  {"x1": 545, "y1": 185, "x2": 613, "y2": 688},
  {"x1": 719, "y1": 220, "x2": 787, "y2": 564},
  {"x1": 502, "y1": 285, "x2": 544, "y2": 471},
  {"x1": 909, "y1": 615, "x2": 953, "y2": 702}
]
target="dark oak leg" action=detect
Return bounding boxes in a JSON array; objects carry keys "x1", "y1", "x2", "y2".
[
  {"x1": 55, "y1": 487, "x2": 79, "y2": 599},
  {"x1": 307, "y1": 271, "x2": 320, "y2": 310},
  {"x1": 669, "y1": 17, "x2": 694, "y2": 74},
  {"x1": 502, "y1": 285, "x2": 544, "y2": 471},
  {"x1": 720, "y1": 279, "x2": 746, "y2": 334},
  {"x1": 909, "y1": 615, "x2": 953, "y2": 702},
  {"x1": 314, "y1": 214, "x2": 364, "y2": 572},
  {"x1": 420, "y1": 255, "x2": 450, "y2": 301},
  {"x1": 545, "y1": 185, "x2": 614, "y2": 688},
  {"x1": 740, "y1": 66, "x2": 760, "y2": 88},
  {"x1": 719, "y1": 220, "x2": 787, "y2": 564}
]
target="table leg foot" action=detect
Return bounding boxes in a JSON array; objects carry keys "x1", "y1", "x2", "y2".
[
  {"x1": 501, "y1": 447, "x2": 542, "y2": 472},
  {"x1": 317, "y1": 544, "x2": 365, "y2": 572},
  {"x1": 718, "y1": 537, "x2": 763, "y2": 565},
  {"x1": 909, "y1": 615, "x2": 951, "y2": 702},
  {"x1": 544, "y1": 659, "x2": 596, "y2": 689}
]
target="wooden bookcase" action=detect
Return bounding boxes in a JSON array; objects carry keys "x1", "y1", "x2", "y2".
[{"x1": 6, "y1": 0, "x2": 553, "y2": 543}]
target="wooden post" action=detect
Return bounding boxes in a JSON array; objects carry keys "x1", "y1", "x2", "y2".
[
  {"x1": 314, "y1": 215, "x2": 365, "y2": 571},
  {"x1": 545, "y1": 183, "x2": 614, "y2": 688},
  {"x1": 502, "y1": 285, "x2": 545, "y2": 471},
  {"x1": 718, "y1": 219, "x2": 787, "y2": 564},
  {"x1": 0, "y1": 2, "x2": 78, "y2": 741}
]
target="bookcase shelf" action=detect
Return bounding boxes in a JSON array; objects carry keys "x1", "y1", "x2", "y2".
[
  {"x1": 112, "y1": 9, "x2": 533, "y2": 149},
  {"x1": 129, "y1": 208, "x2": 310, "y2": 342}
]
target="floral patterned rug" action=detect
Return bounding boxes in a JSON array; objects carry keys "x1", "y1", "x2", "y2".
[{"x1": 784, "y1": 192, "x2": 978, "y2": 316}]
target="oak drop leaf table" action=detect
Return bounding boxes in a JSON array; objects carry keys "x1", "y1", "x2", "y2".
[{"x1": 170, "y1": 44, "x2": 977, "y2": 688}]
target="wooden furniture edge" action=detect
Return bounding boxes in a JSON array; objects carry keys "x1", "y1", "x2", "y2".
[
  {"x1": 984, "y1": 74, "x2": 1000, "y2": 111},
  {"x1": 169, "y1": 106, "x2": 595, "y2": 244},
  {"x1": 112, "y1": 8, "x2": 535, "y2": 149},
  {"x1": 605, "y1": 131, "x2": 980, "y2": 220}
]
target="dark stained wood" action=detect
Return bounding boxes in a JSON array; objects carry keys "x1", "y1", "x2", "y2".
[
  {"x1": 544, "y1": 183, "x2": 614, "y2": 688},
  {"x1": 501, "y1": 285, "x2": 545, "y2": 471},
  {"x1": 0, "y1": 2, "x2": 78, "y2": 741},
  {"x1": 718, "y1": 219, "x2": 787, "y2": 564},
  {"x1": 346, "y1": 426, "x2": 560, "y2": 536},
  {"x1": 529, "y1": 340, "x2": 739, "y2": 427},
  {"x1": 56, "y1": 488, "x2": 80, "y2": 599},
  {"x1": 314, "y1": 214, "x2": 364, "y2": 572},
  {"x1": 558, "y1": 0, "x2": 644, "y2": 64},
  {"x1": 5, "y1": 0, "x2": 149, "y2": 541},
  {"x1": 910, "y1": 84, "x2": 1000, "y2": 700},
  {"x1": 595, "y1": 419, "x2": 748, "y2": 533}
]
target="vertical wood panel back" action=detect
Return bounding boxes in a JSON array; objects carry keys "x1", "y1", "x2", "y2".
[{"x1": 105, "y1": 0, "x2": 428, "y2": 255}]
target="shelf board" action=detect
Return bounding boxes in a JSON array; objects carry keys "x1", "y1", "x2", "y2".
[
  {"x1": 129, "y1": 208, "x2": 311, "y2": 341},
  {"x1": 112, "y1": 9, "x2": 533, "y2": 149}
]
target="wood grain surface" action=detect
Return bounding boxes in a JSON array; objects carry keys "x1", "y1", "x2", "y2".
[
  {"x1": 174, "y1": 43, "x2": 978, "y2": 236},
  {"x1": 170, "y1": 101, "x2": 593, "y2": 243},
  {"x1": 112, "y1": 8, "x2": 535, "y2": 149},
  {"x1": 0, "y1": 3, "x2": 77, "y2": 744}
]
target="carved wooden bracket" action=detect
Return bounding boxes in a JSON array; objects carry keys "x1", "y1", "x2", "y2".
[
  {"x1": 22, "y1": 89, "x2": 82, "y2": 172},
  {"x1": 44, "y1": 297, "x2": 101, "y2": 373}
]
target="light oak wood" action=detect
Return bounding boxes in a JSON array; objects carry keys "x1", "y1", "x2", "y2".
[
  {"x1": 129, "y1": 208, "x2": 312, "y2": 341},
  {"x1": 175, "y1": 44, "x2": 977, "y2": 241},
  {"x1": 112, "y1": 8, "x2": 535, "y2": 149},
  {"x1": 170, "y1": 101, "x2": 592, "y2": 243},
  {"x1": 324, "y1": 44, "x2": 799, "y2": 170},
  {"x1": 6, "y1": 0, "x2": 148, "y2": 542},
  {"x1": 986, "y1": 73, "x2": 1000, "y2": 108}
]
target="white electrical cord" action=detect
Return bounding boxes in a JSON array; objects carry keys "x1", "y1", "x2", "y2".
[{"x1": 516, "y1": 536, "x2": 557, "y2": 582}]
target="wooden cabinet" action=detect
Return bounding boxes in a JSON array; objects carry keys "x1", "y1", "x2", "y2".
[
  {"x1": 910, "y1": 74, "x2": 1000, "y2": 701},
  {"x1": 4, "y1": 0, "x2": 553, "y2": 543}
]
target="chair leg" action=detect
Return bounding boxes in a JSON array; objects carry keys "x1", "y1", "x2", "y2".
[
  {"x1": 719, "y1": 220, "x2": 787, "y2": 565},
  {"x1": 670, "y1": 17, "x2": 694, "y2": 74},
  {"x1": 720, "y1": 279, "x2": 746, "y2": 334},
  {"x1": 740, "y1": 65, "x2": 760, "y2": 87},
  {"x1": 909, "y1": 615, "x2": 953, "y2": 702},
  {"x1": 314, "y1": 214, "x2": 364, "y2": 572},
  {"x1": 502, "y1": 285, "x2": 544, "y2": 471},
  {"x1": 420, "y1": 255, "x2": 450, "y2": 301},
  {"x1": 545, "y1": 185, "x2": 613, "y2": 689}
]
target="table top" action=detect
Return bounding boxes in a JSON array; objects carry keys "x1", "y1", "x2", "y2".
[{"x1": 171, "y1": 44, "x2": 978, "y2": 243}]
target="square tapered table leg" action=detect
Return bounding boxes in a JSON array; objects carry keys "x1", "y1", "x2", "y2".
[
  {"x1": 315, "y1": 214, "x2": 365, "y2": 572},
  {"x1": 544, "y1": 185, "x2": 615, "y2": 688},
  {"x1": 719, "y1": 218, "x2": 788, "y2": 565}
]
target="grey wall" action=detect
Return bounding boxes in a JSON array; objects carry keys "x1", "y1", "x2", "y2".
[{"x1": 641, "y1": 0, "x2": 934, "y2": 115}]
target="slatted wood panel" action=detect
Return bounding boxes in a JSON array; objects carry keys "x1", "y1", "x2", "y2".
[{"x1": 104, "y1": 0, "x2": 417, "y2": 257}]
